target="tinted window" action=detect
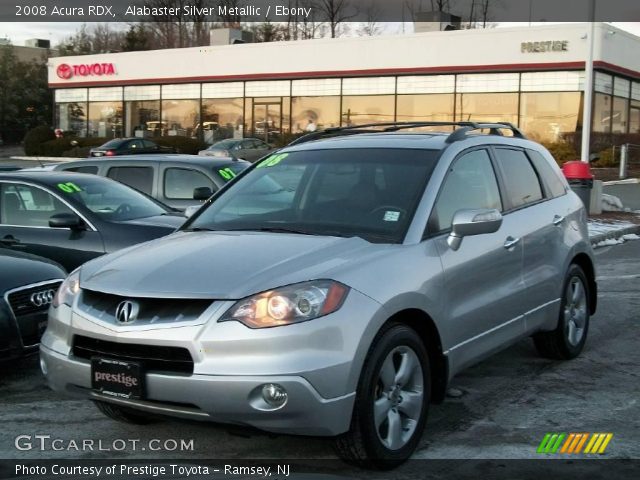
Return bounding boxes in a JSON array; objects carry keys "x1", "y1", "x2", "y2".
[
  {"x1": 107, "y1": 166, "x2": 154, "y2": 195},
  {"x1": 189, "y1": 149, "x2": 439, "y2": 244},
  {"x1": 165, "y1": 168, "x2": 216, "y2": 199},
  {"x1": 128, "y1": 140, "x2": 143, "y2": 149},
  {"x1": 142, "y1": 140, "x2": 157, "y2": 148},
  {"x1": 430, "y1": 149, "x2": 502, "y2": 232},
  {"x1": 527, "y1": 149, "x2": 567, "y2": 198},
  {"x1": 65, "y1": 166, "x2": 99, "y2": 175},
  {"x1": 494, "y1": 148, "x2": 543, "y2": 209},
  {"x1": 0, "y1": 183, "x2": 74, "y2": 227},
  {"x1": 210, "y1": 139, "x2": 237, "y2": 150},
  {"x1": 101, "y1": 139, "x2": 125, "y2": 149}
]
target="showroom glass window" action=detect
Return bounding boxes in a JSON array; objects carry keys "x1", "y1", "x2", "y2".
[
  {"x1": 245, "y1": 81, "x2": 290, "y2": 143},
  {"x1": 519, "y1": 71, "x2": 584, "y2": 142},
  {"x1": 55, "y1": 89, "x2": 87, "y2": 137},
  {"x1": 201, "y1": 82, "x2": 244, "y2": 144},
  {"x1": 396, "y1": 75, "x2": 455, "y2": 124},
  {"x1": 456, "y1": 74, "x2": 519, "y2": 125},
  {"x1": 161, "y1": 84, "x2": 200, "y2": 138},
  {"x1": 124, "y1": 86, "x2": 161, "y2": 137},
  {"x1": 593, "y1": 72, "x2": 613, "y2": 133},
  {"x1": 291, "y1": 79, "x2": 341, "y2": 133},
  {"x1": 612, "y1": 77, "x2": 630, "y2": 134},
  {"x1": 341, "y1": 77, "x2": 395, "y2": 125},
  {"x1": 631, "y1": 82, "x2": 640, "y2": 134},
  {"x1": 88, "y1": 87, "x2": 123, "y2": 138}
]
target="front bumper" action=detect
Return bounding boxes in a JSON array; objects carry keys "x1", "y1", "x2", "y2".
[
  {"x1": 40, "y1": 288, "x2": 384, "y2": 436},
  {"x1": 40, "y1": 344, "x2": 354, "y2": 436}
]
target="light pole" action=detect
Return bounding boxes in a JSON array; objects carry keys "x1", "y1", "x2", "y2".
[{"x1": 580, "y1": 0, "x2": 597, "y2": 163}]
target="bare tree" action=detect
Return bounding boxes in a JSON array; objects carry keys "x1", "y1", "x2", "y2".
[
  {"x1": 357, "y1": 1, "x2": 382, "y2": 36},
  {"x1": 316, "y1": 0, "x2": 358, "y2": 38}
]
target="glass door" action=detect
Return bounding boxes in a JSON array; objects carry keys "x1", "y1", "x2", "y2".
[{"x1": 252, "y1": 101, "x2": 282, "y2": 143}]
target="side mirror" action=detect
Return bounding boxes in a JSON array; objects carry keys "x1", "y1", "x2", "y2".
[
  {"x1": 49, "y1": 212, "x2": 84, "y2": 230},
  {"x1": 184, "y1": 205, "x2": 201, "y2": 218},
  {"x1": 193, "y1": 186, "x2": 213, "y2": 201},
  {"x1": 447, "y1": 208, "x2": 502, "y2": 251}
]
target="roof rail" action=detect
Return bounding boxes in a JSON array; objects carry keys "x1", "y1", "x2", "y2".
[{"x1": 287, "y1": 121, "x2": 527, "y2": 146}]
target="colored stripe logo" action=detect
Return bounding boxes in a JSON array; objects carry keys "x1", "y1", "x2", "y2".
[{"x1": 537, "y1": 433, "x2": 613, "y2": 454}]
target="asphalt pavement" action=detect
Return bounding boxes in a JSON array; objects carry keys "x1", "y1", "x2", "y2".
[{"x1": 0, "y1": 239, "x2": 639, "y2": 479}]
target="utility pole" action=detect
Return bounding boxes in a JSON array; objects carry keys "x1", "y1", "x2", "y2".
[{"x1": 580, "y1": 0, "x2": 596, "y2": 163}]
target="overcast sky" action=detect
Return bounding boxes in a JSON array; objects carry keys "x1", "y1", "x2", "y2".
[{"x1": 1, "y1": 22, "x2": 639, "y2": 47}]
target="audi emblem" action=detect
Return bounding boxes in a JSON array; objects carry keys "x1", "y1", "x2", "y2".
[
  {"x1": 30, "y1": 289, "x2": 55, "y2": 307},
  {"x1": 115, "y1": 300, "x2": 140, "y2": 324}
]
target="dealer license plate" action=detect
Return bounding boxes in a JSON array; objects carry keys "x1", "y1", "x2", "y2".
[{"x1": 91, "y1": 357, "x2": 144, "y2": 399}]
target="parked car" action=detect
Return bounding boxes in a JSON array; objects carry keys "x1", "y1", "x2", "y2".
[
  {"x1": 198, "y1": 138, "x2": 274, "y2": 162},
  {"x1": 52, "y1": 155, "x2": 251, "y2": 211},
  {"x1": 0, "y1": 249, "x2": 65, "y2": 361},
  {"x1": 0, "y1": 171, "x2": 185, "y2": 271},
  {"x1": 41, "y1": 122, "x2": 597, "y2": 468},
  {"x1": 89, "y1": 138, "x2": 174, "y2": 157}
]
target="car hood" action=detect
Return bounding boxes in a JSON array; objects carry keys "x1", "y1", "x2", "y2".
[
  {"x1": 0, "y1": 249, "x2": 66, "y2": 292},
  {"x1": 80, "y1": 231, "x2": 380, "y2": 299},
  {"x1": 115, "y1": 213, "x2": 186, "y2": 229}
]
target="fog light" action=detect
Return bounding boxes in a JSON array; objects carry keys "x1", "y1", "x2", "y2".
[
  {"x1": 40, "y1": 357, "x2": 47, "y2": 376},
  {"x1": 261, "y1": 383, "x2": 288, "y2": 408}
]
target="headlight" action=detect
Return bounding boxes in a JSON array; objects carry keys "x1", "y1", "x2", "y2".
[
  {"x1": 52, "y1": 270, "x2": 81, "y2": 308},
  {"x1": 220, "y1": 280, "x2": 349, "y2": 329}
]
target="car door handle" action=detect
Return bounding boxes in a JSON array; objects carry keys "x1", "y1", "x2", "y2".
[
  {"x1": 553, "y1": 215, "x2": 565, "y2": 226},
  {"x1": 1, "y1": 235, "x2": 21, "y2": 247},
  {"x1": 503, "y1": 236, "x2": 521, "y2": 249}
]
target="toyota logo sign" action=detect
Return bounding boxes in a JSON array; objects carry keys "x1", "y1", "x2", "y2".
[
  {"x1": 30, "y1": 289, "x2": 56, "y2": 307},
  {"x1": 56, "y1": 64, "x2": 72, "y2": 80},
  {"x1": 115, "y1": 300, "x2": 140, "y2": 324}
]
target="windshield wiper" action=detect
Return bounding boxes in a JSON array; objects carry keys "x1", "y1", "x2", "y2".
[{"x1": 221, "y1": 227, "x2": 321, "y2": 236}]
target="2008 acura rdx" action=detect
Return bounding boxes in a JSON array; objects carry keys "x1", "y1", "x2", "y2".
[{"x1": 41, "y1": 122, "x2": 597, "y2": 468}]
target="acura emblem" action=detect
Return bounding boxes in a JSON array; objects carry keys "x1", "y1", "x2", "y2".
[
  {"x1": 30, "y1": 289, "x2": 55, "y2": 307},
  {"x1": 115, "y1": 300, "x2": 139, "y2": 324}
]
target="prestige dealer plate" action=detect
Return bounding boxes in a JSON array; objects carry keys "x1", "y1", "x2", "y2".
[{"x1": 91, "y1": 357, "x2": 144, "y2": 399}]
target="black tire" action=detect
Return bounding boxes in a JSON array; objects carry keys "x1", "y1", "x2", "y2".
[
  {"x1": 534, "y1": 264, "x2": 590, "y2": 360},
  {"x1": 93, "y1": 400, "x2": 158, "y2": 425},
  {"x1": 334, "y1": 323, "x2": 430, "y2": 469}
]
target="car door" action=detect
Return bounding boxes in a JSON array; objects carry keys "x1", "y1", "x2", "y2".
[
  {"x1": 428, "y1": 148, "x2": 526, "y2": 374},
  {"x1": 493, "y1": 147, "x2": 571, "y2": 332},
  {"x1": 0, "y1": 181, "x2": 105, "y2": 271}
]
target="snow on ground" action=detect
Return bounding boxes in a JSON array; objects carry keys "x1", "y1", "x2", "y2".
[{"x1": 588, "y1": 219, "x2": 636, "y2": 236}]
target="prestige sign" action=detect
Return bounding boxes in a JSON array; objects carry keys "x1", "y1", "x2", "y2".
[
  {"x1": 521, "y1": 40, "x2": 569, "y2": 53},
  {"x1": 56, "y1": 62, "x2": 116, "y2": 80}
]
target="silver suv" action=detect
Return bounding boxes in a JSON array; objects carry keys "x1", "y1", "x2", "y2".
[{"x1": 41, "y1": 122, "x2": 597, "y2": 468}]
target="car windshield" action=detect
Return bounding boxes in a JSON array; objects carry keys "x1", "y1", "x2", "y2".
[
  {"x1": 52, "y1": 176, "x2": 168, "y2": 221},
  {"x1": 209, "y1": 139, "x2": 238, "y2": 150},
  {"x1": 187, "y1": 148, "x2": 439, "y2": 243}
]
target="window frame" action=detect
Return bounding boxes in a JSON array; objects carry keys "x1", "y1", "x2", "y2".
[
  {"x1": 106, "y1": 165, "x2": 156, "y2": 196},
  {"x1": 163, "y1": 167, "x2": 217, "y2": 200},
  {"x1": 0, "y1": 180, "x2": 97, "y2": 231},
  {"x1": 424, "y1": 147, "x2": 504, "y2": 239},
  {"x1": 489, "y1": 146, "x2": 547, "y2": 213}
]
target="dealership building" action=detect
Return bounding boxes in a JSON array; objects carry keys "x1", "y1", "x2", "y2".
[{"x1": 48, "y1": 22, "x2": 640, "y2": 145}]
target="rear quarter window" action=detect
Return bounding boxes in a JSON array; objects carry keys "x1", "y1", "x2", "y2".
[{"x1": 494, "y1": 148, "x2": 544, "y2": 209}]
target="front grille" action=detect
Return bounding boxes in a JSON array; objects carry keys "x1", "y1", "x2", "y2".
[
  {"x1": 72, "y1": 335, "x2": 194, "y2": 374},
  {"x1": 77, "y1": 290, "x2": 213, "y2": 326},
  {"x1": 6, "y1": 281, "x2": 62, "y2": 317}
]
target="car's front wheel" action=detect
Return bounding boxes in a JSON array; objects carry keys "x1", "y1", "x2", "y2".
[
  {"x1": 334, "y1": 324, "x2": 430, "y2": 469},
  {"x1": 534, "y1": 264, "x2": 590, "y2": 360}
]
